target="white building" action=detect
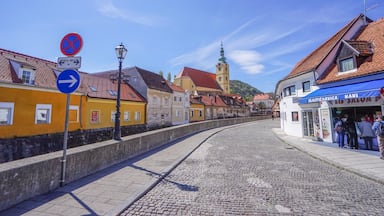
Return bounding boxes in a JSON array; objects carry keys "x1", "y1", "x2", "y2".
[{"x1": 275, "y1": 14, "x2": 384, "y2": 145}]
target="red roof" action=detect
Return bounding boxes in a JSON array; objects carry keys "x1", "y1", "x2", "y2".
[
  {"x1": 200, "y1": 95, "x2": 227, "y2": 107},
  {"x1": 0, "y1": 48, "x2": 58, "y2": 89},
  {"x1": 253, "y1": 93, "x2": 272, "y2": 100},
  {"x1": 318, "y1": 17, "x2": 384, "y2": 84},
  {"x1": 179, "y1": 67, "x2": 222, "y2": 90},
  {"x1": 82, "y1": 74, "x2": 145, "y2": 102},
  {"x1": 167, "y1": 81, "x2": 185, "y2": 92}
]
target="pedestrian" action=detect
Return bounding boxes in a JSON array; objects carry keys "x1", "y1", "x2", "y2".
[
  {"x1": 372, "y1": 115, "x2": 384, "y2": 160},
  {"x1": 334, "y1": 116, "x2": 345, "y2": 148},
  {"x1": 358, "y1": 116, "x2": 375, "y2": 150},
  {"x1": 346, "y1": 115, "x2": 358, "y2": 149}
]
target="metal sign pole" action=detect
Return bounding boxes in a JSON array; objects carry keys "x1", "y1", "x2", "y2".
[{"x1": 60, "y1": 93, "x2": 70, "y2": 187}]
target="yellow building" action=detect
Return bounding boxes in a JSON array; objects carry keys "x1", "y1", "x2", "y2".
[
  {"x1": 189, "y1": 96, "x2": 205, "y2": 122},
  {"x1": 0, "y1": 49, "x2": 84, "y2": 138},
  {"x1": 0, "y1": 48, "x2": 146, "y2": 139},
  {"x1": 81, "y1": 73, "x2": 146, "y2": 130}
]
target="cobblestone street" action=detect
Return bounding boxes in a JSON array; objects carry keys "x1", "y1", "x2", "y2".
[{"x1": 121, "y1": 120, "x2": 384, "y2": 215}]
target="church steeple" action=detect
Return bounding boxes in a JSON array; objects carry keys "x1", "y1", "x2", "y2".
[
  {"x1": 218, "y1": 41, "x2": 227, "y2": 63},
  {"x1": 216, "y1": 42, "x2": 230, "y2": 94}
]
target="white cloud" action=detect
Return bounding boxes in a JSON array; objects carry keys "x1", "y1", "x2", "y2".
[
  {"x1": 228, "y1": 50, "x2": 264, "y2": 74},
  {"x1": 97, "y1": 0, "x2": 158, "y2": 26}
]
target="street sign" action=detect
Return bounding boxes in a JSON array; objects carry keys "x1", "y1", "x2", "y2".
[
  {"x1": 60, "y1": 33, "x2": 83, "y2": 56},
  {"x1": 57, "y1": 56, "x2": 82, "y2": 69},
  {"x1": 56, "y1": 69, "x2": 81, "y2": 94}
]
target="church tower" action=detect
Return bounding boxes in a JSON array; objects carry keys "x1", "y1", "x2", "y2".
[{"x1": 216, "y1": 42, "x2": 230, "y2": 94}]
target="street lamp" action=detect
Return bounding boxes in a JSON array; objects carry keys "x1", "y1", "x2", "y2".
[{"x1": 113, "y1": 43, "x2": 128, "y2": 140}]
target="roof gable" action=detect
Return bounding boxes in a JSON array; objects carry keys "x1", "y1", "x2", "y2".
[
  {"x1": 285, "y1": 14, "x2": 365, "y2": 79},
  {"x1": 133, "y1": 66, "x2": 173, "y2": 93},
  {"x1": 0, "y1": 48, "x2": 58, "y2": 89},
  {"x1": 317, "y1": 17, "x2": 384, "y2": 84}
]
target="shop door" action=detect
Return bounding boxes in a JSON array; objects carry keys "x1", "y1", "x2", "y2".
[{"x1": 302, "y1": 111, "x2": 314, "y2": 137}]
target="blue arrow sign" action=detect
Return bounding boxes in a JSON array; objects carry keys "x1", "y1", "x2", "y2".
[{"x1": 56, "y1": 69, "x2": 80, "y2": 94}]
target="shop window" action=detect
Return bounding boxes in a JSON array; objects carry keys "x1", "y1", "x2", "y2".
[
  {"x1": 90, "y1": 110, "x2": 100, "y2": 124},
  {"x1": 284, "y1": 85, "x2": 296, "y2": 96},
  {"x1": 291, "y1": 111, "x2": 299, "y2": 122},
  {"x1": 302, "y1": 81, "x2": 311, "y2": 92},
  {"x1": 69, "y1": 105, "x2": 79, "y2": 122},
  {"x1": 35, "y1": 104, "x2": 52, "y2": 124},
  {"x1": 0, "y1": 102, "x2": 14, "y2": 125}
]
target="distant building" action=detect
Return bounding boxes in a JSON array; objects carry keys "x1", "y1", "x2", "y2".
[
  {"x1": 252, "y1": 93, "x2": 274, "y2": 114},
  {"x1": 174, "y1": 43, "x2": 230, "y2": 95}
]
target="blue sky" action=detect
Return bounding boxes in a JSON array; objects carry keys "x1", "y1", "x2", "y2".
[{"x1": 0, "y1": 0, "x2": 382, "y2": 93}]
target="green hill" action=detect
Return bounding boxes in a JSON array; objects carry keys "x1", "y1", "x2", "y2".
[{"x1": 230, "y1": 80, "x2": 263, "y2": 101}]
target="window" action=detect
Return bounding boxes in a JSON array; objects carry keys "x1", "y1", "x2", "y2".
[
  {"x1": 164, "y1": 97, "x2": 169, "y2": 106},
  {"x1": 283, "y1": 85, "x2": 296, "y2": 96},
  {"x1": 0, "y1": 102, "x2": 14, "y2": 125},
  {"x1": 124, "y1": 111, "x2": 130, "y2": 121},
  {"x1": 302, "y1": 81, "x2": 310, "y2": 92},
  {"x1": 35, "y1": 104, "x2": 52, "y2": 124},
  {"x1": 21, "y1": 70, "x2": 35, "y2": 85},
  {"x1": 111, "y1": 111, "x2": 116, "y2": 122},
  {"x1": 176, "y1": 110, "x2": 180, "y2": 117},
  {"x1": 191, "y1": 110, "x2": 194, "y2": 117},
  {"x1": 90, "y1": 110, "x2": 100, "y2": 123},
  {"x1": 199, "y1": 110, "x2": 203, "y2": 117},
  {"x1": 69, "y1": 105, "x2": 79, "y2": 122},
  {"x1": 108, "y1": 90, "x2": 117, "y2": 96},
  {"x1": 152, "y1": 96, "x2": 158, "y2": 105},
  {"x1": 174, "y1": 96, "x2": 177, "y2": 101},
  {"x1": 339, "y1": 57, "x2": 355, "y2": 72},
  {"x1": 291, "y1": 111, "x2": 299, "y2": 122},
  {"x1": 89, "y1": 86, "x2": 97, "y2": 92},
  {"x1": 134, "y1": 112, "x2": 141, "y2": 121}
]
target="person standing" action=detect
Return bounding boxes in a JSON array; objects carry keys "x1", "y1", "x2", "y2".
[
  {"x1": 334, "y1": 116, "x2": 345, "y2": 148},
  {"x1": 346, "y1": 116, "x2": 358, "y2": 149},
  {"x1": 358, "y1": 116, "x2": 375, "y2": 150},
  {"x1": 372, "y1": 115, "x2": 384, "y2": 160}
]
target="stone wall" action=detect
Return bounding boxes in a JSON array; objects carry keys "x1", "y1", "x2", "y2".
[
  {"x1": 0, "y1": 124, "x2": 148, "y2": 163},
  {"x1": 0, "y1": 116, "x2": 268, "y2": 211}
]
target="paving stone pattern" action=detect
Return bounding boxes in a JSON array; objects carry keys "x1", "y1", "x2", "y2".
[{"x1": 121, "y1": 121, "x2": 384, "y2": 215}]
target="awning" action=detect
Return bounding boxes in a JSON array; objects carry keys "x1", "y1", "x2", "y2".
[{"x1": 299, "y1": 79, "x2": 383, "y2": 104}]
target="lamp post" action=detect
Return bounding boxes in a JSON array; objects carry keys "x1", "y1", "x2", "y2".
[{"x1": 114, "y1": 43, "x2": 127, "y2": 140}]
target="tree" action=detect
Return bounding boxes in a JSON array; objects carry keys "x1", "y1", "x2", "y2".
[
  {"x1": 167, "y1": 72, "x2": 171, "y2": 82},
  {"x1": 159, "y1": 71, "x2": 164, "y2": 77}
]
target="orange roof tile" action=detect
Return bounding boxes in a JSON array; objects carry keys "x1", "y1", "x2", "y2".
[
  {"x1": 0, "y1": 48, "x2": 58, "y2": 89},
  {"x1": 253, "y1": 93, "x2": 272, "y2": 100},
  {"x1": 167, "y1": 81, "x2": 185, "y2": 92},
  {"x1": 318, "y1": 17, "x2": 384, "y2": 84},
  {"x1": 200, "y1": 95, "x2": 227, "y2": 107},
  {"x1": 83, "y1": 73, "x2": 145, "y2": 102}
]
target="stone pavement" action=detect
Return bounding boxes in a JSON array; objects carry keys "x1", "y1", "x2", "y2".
[
  {"x1": 1, "y1": 120, "x2": 384, "y2": 216},
  {"x1": 272, "y1": 127, "x2": 384, "y2": 185}
]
